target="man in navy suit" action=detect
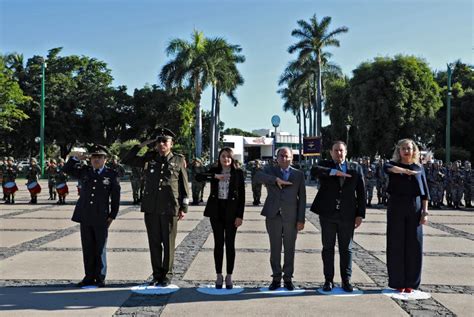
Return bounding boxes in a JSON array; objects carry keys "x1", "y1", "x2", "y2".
[
  {"x1": 64, "y1": 145, "x2": 121, "y2": 287},
  {"x1": 311, "y1": 141, "x2": 366, "y2": 292}
]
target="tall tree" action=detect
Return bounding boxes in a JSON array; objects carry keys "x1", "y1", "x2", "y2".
[
  {"x1": 0, "y1": 55, "x2": 30, "y2": 154},
  {"x1": 349, "y1": 55, "x2": 442, "y2": 157},
  {"x1": 288, "y1": 14, "x2": 348, "y2": 136},
  {"x1": 160, "y1": 31, "x2": 244, "y2": 159},
  {"x1": 160, "y1": 30, "x2": 210, "y2": 158},
  {"x1": 208, "y1": 38, "x2": 245, "y2": 161}
]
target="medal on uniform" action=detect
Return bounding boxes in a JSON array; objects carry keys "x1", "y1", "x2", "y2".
[
  {"x1": 150, "y1": 169, "x2": 155, "y2": 173},
  {"x1": 103, "y1": 177, "x2": 110, "y2": 185}
]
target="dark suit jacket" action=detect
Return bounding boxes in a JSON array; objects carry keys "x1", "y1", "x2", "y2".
[
  {"x1": 64, "y1": 158, "x2": 121, "y2": 226},
  {"x1": 196, "y1": 167, "x2": 245, "y2": 220},
  {"x1": 254, "y1": 166, "x2": 306, "y2": 223},
  {"x1": 310, "y1": 160, "x2": 366, "y2": 222}
]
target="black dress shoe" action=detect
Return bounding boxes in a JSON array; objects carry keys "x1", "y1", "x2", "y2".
[
  {"x1": 268, "y1": 280, "x2": 281, "y2": 291},
  {"x1": 284, "y1": 280, "x2": 295, "y2": 291},
  {"x1": 322, "y1": 280, "x2": 333, "y2": 292},
  {"x1": 77, "y1": 279, "x2": 95, "y2": 287},
  {"x1": 148, "y1": 279, "x2": 160, "y2": 286},
  {"x1": 95, "y1": 280, "x2": 105, "y2": 287},
  {"x1": 159, "y1": 277, "x2": 170, "y2": 287},
  {"x1": 342, "y1": 280, "x2": 354, "y2": 292}
]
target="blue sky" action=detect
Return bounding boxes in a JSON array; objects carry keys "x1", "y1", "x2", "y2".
[{"x1": 1, "y1": 0, "x2": 472, "y2": 135}]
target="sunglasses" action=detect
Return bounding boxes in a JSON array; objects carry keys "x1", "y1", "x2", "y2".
[{"x1": 156, "y1": 137, "x2": 171, "y2": 144}]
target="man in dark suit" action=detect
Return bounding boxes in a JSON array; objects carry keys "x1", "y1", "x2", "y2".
[
  {"x1": 311, "y1": 141, "x2": 366, "y2": 292},
  {"x1": 64, "y1": 145, "x2": 121, "y2": 287},
  {"x1": 255, "y1": 147, "x2": 306, "y2": 291},
  {"x1": 122, "y1": 128, "x2": 190, "y2": 286}
]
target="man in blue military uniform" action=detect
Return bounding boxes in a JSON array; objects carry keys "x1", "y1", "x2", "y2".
[
  {"x1": 64, "y1": 144, "x2": 121, "y2": 287},
  {"x1": 122, "y1": 128, "x2": 190, "y2": 286}
]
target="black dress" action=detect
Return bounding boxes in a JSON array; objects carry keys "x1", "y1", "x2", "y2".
[{"x1": 384, "y1": 161, "x2": 429, "y2": 289}]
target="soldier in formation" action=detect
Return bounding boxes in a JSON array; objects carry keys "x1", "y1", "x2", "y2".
[
  {"x1": 2, "y1": 157, "x2": 18, "y2": 204},
  {"x1": 189, "y1": 157, "x2": 206, "y2": 205},
  {"x1": 130, "y1": 166, "x2": 144, "y2": 205},
  {"x1": 463, "y1": 161, "x2": 472, "y2": 208},
  {"x1": 362, "y1": 157, "x2": 376, "y2": 207},
  {"x1": 248, "y1": 159, "x2": 263, "y2": 206},
  {"x1": 55, "y1": 158, "x2": 69, "y2": 205},
  {"x1": 375, "y1": 159, "x2": 388, "y2": 206},
  {"x1": 25, "y1": 158, "x2": 42, "y2": 204},
  {"x1": 107, "y1": 155, "x2": 126, "y2": 181},
  {"x1": 46, "y1": 159, "x2": 58, "y2": 200}
]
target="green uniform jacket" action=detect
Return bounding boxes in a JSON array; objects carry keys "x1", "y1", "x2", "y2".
[{"x1": 122, "y1": 145, "x2": 190, "y2": 215}]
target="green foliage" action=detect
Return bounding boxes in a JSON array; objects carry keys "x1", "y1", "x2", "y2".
[
  {"x1": 434, "y1": 60, "x2": 474, "y2": 159},
  {"x1": 0, "y1": 55, "x2": 30, "y2": 133},
  {"x1": 348, "y1": 55, "x2": 442, "y2": 157},
  {"x1": 434, "y1": 146, "x2": 471, "y2": 162},
  {"x1": 222, "y1": 128, "x2": 259, "y2": 137}
]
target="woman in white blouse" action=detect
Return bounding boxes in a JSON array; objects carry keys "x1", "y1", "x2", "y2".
[{"x1": 196, "y1": 147, "x2": 245, "y2": 289}]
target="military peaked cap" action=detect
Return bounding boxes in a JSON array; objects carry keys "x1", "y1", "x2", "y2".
[{"x1": 89, "y1": 144, "x2": 109, "y2": 156}]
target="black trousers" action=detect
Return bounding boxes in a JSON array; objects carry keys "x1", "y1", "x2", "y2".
[
  {"x1": 210, "y1": 199, "x2": 238, "y2": 275},
  {"x1": 144, "y1": 213, "x2": 178, "y2": 280},
  {"x1": 320, "y1": 216, "x2": 354, "y2": 281},
  {"x1": 80, "y1": 223, "x2": 108, "y2": 282},
  {"x1": 387, "y1": 196, "x2": 423, "y2": 289}
]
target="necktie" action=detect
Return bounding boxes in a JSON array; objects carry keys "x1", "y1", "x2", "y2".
[
  {"x1": 95, "y1": 169, "x2": 100, "y2": 175},
  {"x1": 283, "y1": 169, "x2": 289, "y2": 181}
]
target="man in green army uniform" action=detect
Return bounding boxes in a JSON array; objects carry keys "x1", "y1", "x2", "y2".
[
  {"x1": 189, "y1": 158, "x2": 206, "y2": 205},
  {"x1": 463, "y1": 161, "x2": 472, "y2": 208},
  {"x1": 46, "y1": 159, "x2": 58, "y2": 200},
  {"x1": 107, "y1": 155, "x2": 126, "y2": 181},
  {"x1": 130, "y1": 166, "x2": 144, "y2": 205},
  {"x1": 122, "y1": 128, "x2": 190, "y2": 286},
  {"x1": 249, "y1": 160, "x2": 263, "y2": 205},
  {"x1": 2, "y1": 157, "x2": 18, "y2": 204},
  {"x1": 1, "y1": 157, "x2": 7, "y2": 201},
  {"x1": 26, "y1": 158, "x2": 42, "y2": 204}
]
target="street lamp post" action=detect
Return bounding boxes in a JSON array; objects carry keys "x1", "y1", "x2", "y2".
[
  {"x1": 40, "y1": 61, "x2": 46, "y2": 176},
  {"x1": 445, "y1": 63, "x2": 454, "y2": 163},
  {"x1": 346, "y1": 124, "x2": 351, "y2": 148},
  {"x1": 271, "y1": 115, "x2": 280, "y2": 159}
]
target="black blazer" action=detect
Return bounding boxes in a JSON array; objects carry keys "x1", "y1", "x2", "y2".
[
  {"x1": 196, "y1": 167, "x2": 245, "y2": 220},
  {"x1": 310, "y1": 160, "x2": 366, "y2": 222},
  {"x1": 64, "y1": 158, "x2": 121, "y2": 226}
]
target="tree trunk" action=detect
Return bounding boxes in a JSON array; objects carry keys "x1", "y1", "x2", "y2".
[
  {"x1": 194, "y1": 78, "x2": 203, "y2": 158},
  {"x1": 316, "y1": 56, "x2": 323, "y2": 137},
  {"x1": 214, "y1": 89, "x2": 221, "y2": 161},
  {"x1": 210, "y1": 85, "x2": 216, "y2": 162},
  {"x1": 298, "y1": 106, "x2": 302, "y2": 167}
]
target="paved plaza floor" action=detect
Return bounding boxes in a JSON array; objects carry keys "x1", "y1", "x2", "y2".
[{"x1": 1, "y1": 180, "x2": 473, "y2": 316}]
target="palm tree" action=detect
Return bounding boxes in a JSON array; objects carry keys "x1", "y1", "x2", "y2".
[
  {"x1": 207, "y1": 39, "x2": 245, "y2": 161},
  {"x1": 160, "y1": 31, "x2": 245, "y2": 159},
  {"x1": 160, "y1": 30, "x2": 210, "y2": 157},
  {"x1": 288, "y1": 14, "x2": 348, "y2": 136}
]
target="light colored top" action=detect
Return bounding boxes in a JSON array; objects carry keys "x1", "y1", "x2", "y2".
[{"x1": 218, "y1": 168, "x2": 231, "y2": 199}]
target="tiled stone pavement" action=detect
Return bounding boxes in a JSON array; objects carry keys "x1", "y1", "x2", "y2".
[{"x1": 0, "y1": 180, "x2": 473, "y2": 316}]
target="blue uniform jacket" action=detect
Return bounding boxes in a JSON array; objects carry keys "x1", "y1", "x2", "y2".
[{"x1": 64, "y1": 158, "x2": 121, "y2": 226}]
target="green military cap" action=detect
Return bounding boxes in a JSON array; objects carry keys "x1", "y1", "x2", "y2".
[
  {"x1": 193, "y1": 157, "x2": 202, "y2": 163},
  {"x1": 7, "y1": 156, "x2": 14, "y2": 161},
  {"x1": 3, "y1": 157, "x2": 7, "y2": 161},
  {"x1": 30, "y1": 158, "x2": 37, "y2": 163},
  {"x1": 152, "y1": 127, "x2": 175, "y2": 142},
  {"x1": 58, "y1": 158, "x2": 65, "y2": 163},
  {"x1": 88, "y1": 144, "x2": 109, "y2": 156},
  {"x1": 50, "y1": 159, "x2": 57, "y2": 164}
]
